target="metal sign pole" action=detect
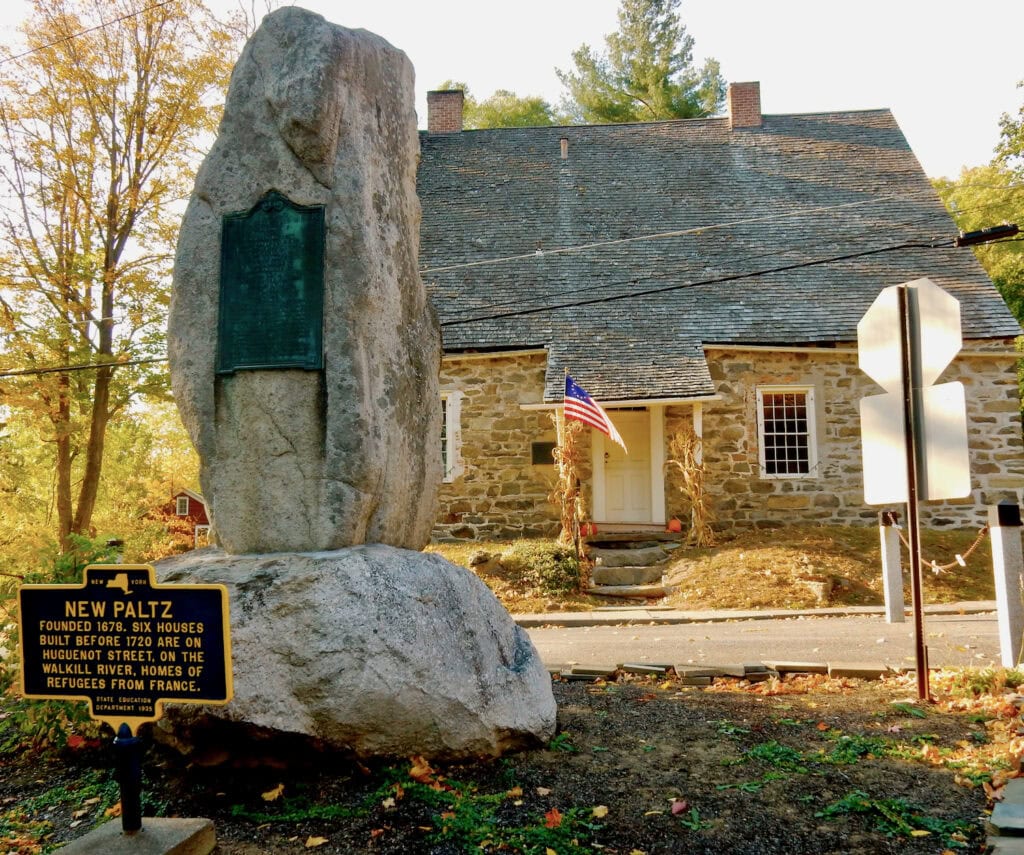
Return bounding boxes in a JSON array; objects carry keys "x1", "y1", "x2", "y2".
[
  {"x1": 898, "y1": 285, "x2": 930, "y2": 700},
  {"x1": 113, "y1": 723, "x2": 143, "y2": 833}
]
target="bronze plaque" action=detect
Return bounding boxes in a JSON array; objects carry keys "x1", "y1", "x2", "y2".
[{"x1": 216, "y1": 191, "x2": 325, "y2": 373}]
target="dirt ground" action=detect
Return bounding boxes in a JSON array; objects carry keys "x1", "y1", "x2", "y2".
[
  {"x1": 430, "y1": 525, "x2": 996, "y2": 615},
  {"x1": 3, "y1": 670, "x2": 1017, "y2": 854}
]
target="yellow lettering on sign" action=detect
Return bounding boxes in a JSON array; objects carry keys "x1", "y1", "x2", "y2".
[
  {"x1": 112, "y1": 600, "x2": 173, "y2": 619},
  {"x1": 65, "y1": 601, "x2": 106, "y2": 618}
]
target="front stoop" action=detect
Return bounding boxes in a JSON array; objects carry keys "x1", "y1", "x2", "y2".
[
  {"x1": 591, "y1": 564, "x2": 664, "y2": 586},
  {"x1": 585, "y1": 582, "x2": 667, "y2": 598},
  {"x1": 586, "y1": 533, "x2": 680, "y2": 593}
]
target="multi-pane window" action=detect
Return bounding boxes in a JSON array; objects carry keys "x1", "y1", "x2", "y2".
[
  {"x1": 757, "y1": 388, "x2": 817, "y2": 477},
  {"x1": 441, "y1": 396, "x2": 449, "y2": 477},
  {"x1": 176, "y1": 495, "x2": 189, "y2": 516},
  {"x1": 440, "y1": 391, "x2": 463, "y2": 482}
]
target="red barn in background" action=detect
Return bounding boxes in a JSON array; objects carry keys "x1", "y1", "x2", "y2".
[{"x1": 162, "y1": 488, "x2": 211, "y2": 548}]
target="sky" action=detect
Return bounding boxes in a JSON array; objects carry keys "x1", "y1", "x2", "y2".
[{"x1": 1, "y1": 0, "x2": 1021, "y2": 179}]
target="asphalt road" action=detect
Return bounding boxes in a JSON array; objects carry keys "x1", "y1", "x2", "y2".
[{"x1": 525, "y1": 611, "x2": 1003, "y2": 671}]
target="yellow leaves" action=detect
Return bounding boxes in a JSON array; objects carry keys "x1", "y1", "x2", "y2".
[
  {"x1": 409, "y1": 755, "x2": 437, "y2": 785},
  {"x1": 545, "y1": 849, "x2": 557, "y2": 855},
  {"x1": 505, "y1": 786, "x2": 523, "y2": 799},
  {"x1": 304, "y1": 836, "x2": 328, "y2": 848},
  {"x1": 261, "y1": 783, "x2": 284, "y2": 802},
  {"x1": 592, "y1": 804, "x2": 609, "y2": 818},
  {"x1": 909, "y1": 829, "x2": 930, "y2": 837},
  {"x1": 985, "y1": 780, "x2": 1007, "y2": 801},
  {"x1": 104, "y1": 801, "x2": 121, "y2": 817}
]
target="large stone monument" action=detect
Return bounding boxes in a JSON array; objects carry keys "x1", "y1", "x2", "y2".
[
  {"x1": 162, "y1": 7, "x2": 555, "y2": 759},
  {"x1": 169, "y1": 6, "x2": 439, "y2": 554}
]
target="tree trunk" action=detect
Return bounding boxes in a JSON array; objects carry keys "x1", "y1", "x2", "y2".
[
  {"x1": 55, "y1": 372, "x2": 74, "y2": 552},
  {"x1": 70, "y1": 364, "x2": 112, "y2": 539}
]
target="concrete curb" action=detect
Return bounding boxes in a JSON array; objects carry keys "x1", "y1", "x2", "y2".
[
  {"x1": 548, "y1": 660, "x2": 911, "y2": 684},
  {"x1": 514, "y1": 600, "x2": 997, "y2": 628}
]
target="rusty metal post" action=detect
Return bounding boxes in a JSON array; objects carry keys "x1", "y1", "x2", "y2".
[{"x1": 898, "y1": 285, "x2": 929, "y2": 700}]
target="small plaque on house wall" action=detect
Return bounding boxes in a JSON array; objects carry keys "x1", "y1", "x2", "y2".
[
  {"x1": 216, "y1": 191, "x2": 325, "y2": 374},
  {"x1": 531, "y1": 441, "x2": 557, "y2": 465}
]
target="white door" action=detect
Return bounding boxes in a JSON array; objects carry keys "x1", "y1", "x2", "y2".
[{"x1": 603, "y1": 410, "x2": 651, "y2": 522}]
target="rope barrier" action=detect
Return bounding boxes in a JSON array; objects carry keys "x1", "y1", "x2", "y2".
[{"x1": 882, "y1": 511, "x2": 989, "y2": 574}]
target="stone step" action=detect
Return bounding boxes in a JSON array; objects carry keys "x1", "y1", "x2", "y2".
[
  {"x1": 588, "y1": 545, "x2": 671, "y2": 568},
  {"x1": 586, "y1": 530, "x2": 682, "y2": 545},
  {"x1": 585, "y1": 583, "x2": 667, "y2": 599},
  {"x1": 591, "y1": 565, "x2": 664, "y2": 586}
]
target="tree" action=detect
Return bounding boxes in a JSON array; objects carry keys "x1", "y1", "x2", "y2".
[
  {"x1": 556, "y1": 0, "x2": 725, "y2": 124},
  {"x1": 435, "y1": 80, "x2": 557, "y2": 129},
  {"x1": 933, "y1": 164, "x2": 1024, "y2": 323},
  {"x1": 0, "y1": 0, "x2": 234, "y2": 551},
  {"x1": 996, "y1": 80, "x2": 1024, "y2": 178},
  {"x1": 0, "y1": 400, "x2": 200, "y2": 578}
]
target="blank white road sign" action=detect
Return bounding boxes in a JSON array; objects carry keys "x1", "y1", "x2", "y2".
[{"x1": 860, "y1": 383, "x2": 970, "y2": 504}]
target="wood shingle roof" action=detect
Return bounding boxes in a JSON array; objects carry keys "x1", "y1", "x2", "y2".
[{"x1": 417, "y1": 110, "x2": 1020, "y2": 402}]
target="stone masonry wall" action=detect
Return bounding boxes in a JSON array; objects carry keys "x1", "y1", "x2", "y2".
[
  {"x1": 701, "y1": 345, "x2": 1024, "y2": 534},
  {"x1": 434, "y1": 353, "x2": 570, "y2": 541},
  {"x1": 433, "y1": 345, "x2": 1022, "y2": 541}
]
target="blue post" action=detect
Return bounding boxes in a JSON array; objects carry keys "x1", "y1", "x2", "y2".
[{"x1": 113, "y1": 723, "x2": 143, "y2": 833}]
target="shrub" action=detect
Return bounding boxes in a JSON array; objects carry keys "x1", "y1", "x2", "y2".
[{"x1": 500, "y1": 541, "x2": 582, "y2": 595}]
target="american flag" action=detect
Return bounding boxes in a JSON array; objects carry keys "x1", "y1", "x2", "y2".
[{"x1": 564, "y1": 375, "x2": 627, "y2": 452}]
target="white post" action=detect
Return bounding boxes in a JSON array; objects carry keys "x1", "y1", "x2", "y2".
[
  {"x1": 879, "y1": 511, "x2": 905, "y2": 623},
  {"x1": 990, "y1": 502, "x2": 1024, "y2": 668}
]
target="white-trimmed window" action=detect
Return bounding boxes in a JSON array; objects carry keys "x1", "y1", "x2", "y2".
[
  {"x1": 440, "y1": 391, "x2": 464, "y2": 482},
  {"x1": 175, "y1": 495, "x2": 189, "y2": 516},
  {"x1": 756, "y1": 387, "x2": 817, "y2": 478}
]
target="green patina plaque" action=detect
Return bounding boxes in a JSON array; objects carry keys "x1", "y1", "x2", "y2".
[{"x1": 216, "y1": 191, "x2": 325, "y2": 373}]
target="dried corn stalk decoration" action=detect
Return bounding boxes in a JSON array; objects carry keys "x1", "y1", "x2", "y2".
[
  {"x1": 667, "y1": 428, "x2": 716, "y2": 547},
  {"x1": 549, "y1": 413, "x2": 586, "y2": 556}
]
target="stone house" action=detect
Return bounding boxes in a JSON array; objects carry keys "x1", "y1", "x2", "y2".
[{"x1": 417, "y1": 83, "x2": 1023, "y2": 541}]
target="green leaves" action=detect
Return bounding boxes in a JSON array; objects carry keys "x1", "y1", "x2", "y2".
[{"x1": 556, "y1": 0, "x2": 725, "y2": 124}]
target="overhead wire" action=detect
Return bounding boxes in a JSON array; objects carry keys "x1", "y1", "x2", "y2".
[
  {"x1": 439, "y1": 238, "x2": 965, "y2": 328},
  {"x1": 420, "y1": 190, "x2": 947, "y2": 275},
  {"x1": 419, "y1": 184, "x2": 1024, "y2": 277},
  {"x1": 0, "y1": 0, "x2": 178, "y2": 68},
  {"x1": 0, "y1": 181, "x2": 1017, "y2": 377},
  {"x1": 431, "y1": 201, "x2": 992, "y2": 323},
  {"x1": 0, "y1": 233, "x2": 1004, "y2": 378}
]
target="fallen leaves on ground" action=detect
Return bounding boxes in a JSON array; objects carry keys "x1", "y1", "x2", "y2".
[{"x1": 261, "y1": 783, "x2": 284, "y2": 802}]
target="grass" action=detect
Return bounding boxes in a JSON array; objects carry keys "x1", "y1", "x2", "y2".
[
  {"x1": 232, "y1": 758, "x2": 602, "y2": 855},
  {"x1": 816, "y1": 790, "x2": 975, "y2": 845},
  {"x1": 428, "y1": 524, "x2": 995, "y2": 613}
]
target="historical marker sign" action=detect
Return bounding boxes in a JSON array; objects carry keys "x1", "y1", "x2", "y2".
[
  {"x1": 216, "y1": 190, "x2": 325, "y2": 374},
  {"x1": 18, "y1": 564, "x2": 232, "y2": 734}
]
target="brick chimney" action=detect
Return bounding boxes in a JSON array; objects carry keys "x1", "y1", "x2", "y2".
[
  {"x1": 427, "y1": 89, "x2": 464, "y2": 133},
  {"x1": 727, "y1": 82, "x2": 762, "y2": 129}
]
